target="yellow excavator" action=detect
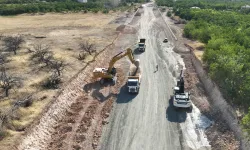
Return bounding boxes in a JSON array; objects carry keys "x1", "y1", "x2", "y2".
[{"x1": 93, "y1": 48, "x2": 140, "y2": 85}]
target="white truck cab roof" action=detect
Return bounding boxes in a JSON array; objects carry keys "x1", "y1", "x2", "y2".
[
  {"x1": 174, "y1": 87, "x2": 179, "y2": 91},
  {"x1": 128, "y1": 79, "x2": 138, "y2": 82}
]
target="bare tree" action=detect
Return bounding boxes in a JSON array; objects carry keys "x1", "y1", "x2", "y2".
[
  {"x1": 0, "y1": 34, "x2": 4, "y2": 40},
  {"x1": 49, "y1": 60, "x2": 66, "y2": 76},
  {"x1": 30, "y1": 44, "x2": 53, "y2": 66},
  {"x1": 0, "y1": 53, "x2": 6, "y2": 65},
  {"x1": 42, "y1": 73, "x2": 61, "y2": 89},
  {"x1": 0, "y1": 68, "x2": 17, "y2": 97},
  {"x1": 3, "y1": 35, "x2": 24, "y2": 55},
  {"x1": 14, "y1": 94, "x2": 33, "y2": 108},
  {"x1": 79, "y1": 40, "x2": 96, "y2": 55}
]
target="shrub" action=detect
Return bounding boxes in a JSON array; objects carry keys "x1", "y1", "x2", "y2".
[
  {"x1": 0, "y1": 130, "x2": 9, "y2": 141},
  {"x1": 102, "y1": 9, "x2": 109, "y2": 14},
  {"x1": 92, "y1": 9, "x2": 99, "y2": 13},
  {"x1": 78, "y1": 53, "x2": 87, "y2": 60},
  {"x1": 167, "y1": 11, "x2": 172, "y2": 17},
  {"x1": 41, "y1": 74, "x2": 61, "y2": 89}
]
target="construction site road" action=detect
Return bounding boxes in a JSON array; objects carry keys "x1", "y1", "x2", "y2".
[{"x1": 100, "y1": 3, "x2": 211, "y2": 150}]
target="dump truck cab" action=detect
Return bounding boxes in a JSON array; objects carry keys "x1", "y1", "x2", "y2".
[
  {"x1": 127, "y1": 78, "x2": 140, "y2": 93},
  {"x1": 138, "y1": 38, "x2": 146, "y2": 52},
  {"x1": 173, "y1": 87, "x2": 191, "y2": 108}
]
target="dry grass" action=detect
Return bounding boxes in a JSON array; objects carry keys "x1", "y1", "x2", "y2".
[
  {"x1": 12, "y1": 99, "x2": 50, "y2": 128},
  {"x1": 0, "y1": 130, "x2": 20, "y2": 150},
  {"x1": 188, "y1": 42, "x2": 205, "y2": 61},
  {"x1": 0, "y1": 12, "x2": 120, "y2": 148},
  {"x1": 0, "y1": 13, "x2": 117, "y2": 32}
]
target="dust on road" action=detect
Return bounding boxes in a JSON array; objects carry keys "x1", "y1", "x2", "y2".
[{"x1": 100, "y1": 3, "x2": 211, "y2": 150}]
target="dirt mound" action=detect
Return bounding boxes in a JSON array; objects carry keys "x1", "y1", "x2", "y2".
[
  {"x1": 116, "y1": 25, "x2": 125, "y2": 32},
  {"x1": 116, "y1": 25, "x2": 137, "y2": 34},
  {"x1": 135, "y1": 12, "x2": 141, "y2": 16}
]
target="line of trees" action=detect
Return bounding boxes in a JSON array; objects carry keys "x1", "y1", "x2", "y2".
[
  {"x1": 0, "y1": 1, "x2": 105, "y2": 15},
  {"x1": 157, "y1": 0, "x2": 250, "y2": 14},
  {"x1": 0, "y1": 0, "x2": 76, "y2": 4},
  {"x1": 0, "y1": 0, "x2": 138, "y2": 15}
]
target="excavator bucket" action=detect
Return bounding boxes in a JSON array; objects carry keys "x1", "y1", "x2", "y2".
[{"x1": 134, "y1": 59, "x2": 140, "y2": 67}]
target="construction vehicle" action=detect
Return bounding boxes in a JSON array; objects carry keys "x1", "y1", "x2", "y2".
[
  {"x1": 93, "y1": 48, "x2": 139, "y2": 85},
  {"x1": 127, "y1": 64, "x2": 141, "y2": 93},
  {"x1": 173, "y1": 70, "x2": 192, "y2": 110},
  {"x1": 163, "y1": 38, "x2": 168, "y2": 43},
  {"x1": 138, "y1": 38, "x2": 146, "y2": 52}
]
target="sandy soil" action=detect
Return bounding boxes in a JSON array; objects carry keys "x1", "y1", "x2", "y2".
[
  {"x1": 12, "y1": 8, "x2": 138, "y2": 150},
  {"x1": 0, "y1": 12, "x2": 126, "y2": 150},
  {"x1": 48, "y1": 68, "x2": 125, "y2": 150},
  {"x1": 46, "y1": 10, "x2": 139, "y2": 150}
]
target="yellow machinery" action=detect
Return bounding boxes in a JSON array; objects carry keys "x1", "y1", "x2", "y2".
[{"x1": 93, "y1": 48, "x2": 139, "y2": 84}]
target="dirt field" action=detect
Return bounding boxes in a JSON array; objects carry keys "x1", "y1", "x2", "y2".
[{"x1": 0, "y1": 12, "x2": 125, "y2": 149}]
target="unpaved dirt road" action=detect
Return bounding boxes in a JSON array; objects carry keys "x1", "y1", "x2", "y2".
[{"x1": 100, "y1": 3, "x2": 211, "y2": 150}]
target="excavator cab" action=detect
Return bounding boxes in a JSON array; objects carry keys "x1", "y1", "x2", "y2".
[{"x1": 110, "y1": 67, "x2": 117, "y2": 76}]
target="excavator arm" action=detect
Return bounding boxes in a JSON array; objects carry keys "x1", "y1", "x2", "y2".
[
  {"x1": 107, "y1": 48, "x2": 137, "y2": 73},
  {"x1": 177, "y1": 70, "x2": 185, "y2": 93},
  {"x1": 92, "y1": 48, "x2": 139, "y2": 83}
]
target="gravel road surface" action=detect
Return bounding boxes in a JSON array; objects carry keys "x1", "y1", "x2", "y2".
[{"x1": 100, "y1": 3, "x2": 211, "y2": 150}]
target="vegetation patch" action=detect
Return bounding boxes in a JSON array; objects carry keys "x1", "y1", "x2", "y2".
[{"x1": 156, "y1": 0, "x2": 250, "y2": 139}]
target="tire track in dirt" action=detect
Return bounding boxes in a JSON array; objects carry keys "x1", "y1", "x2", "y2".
[
  {"x1": 65, "y1": 96, "x2": 92, "y2": 150},
  {"x1": 47, "y1": 95, "x2": 92, "y2": 150},
  {"x1": 80, "y1": 102, "x2": 104, "y2": 149}
]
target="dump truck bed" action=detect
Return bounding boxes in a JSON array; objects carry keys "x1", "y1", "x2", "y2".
[{"x1": 129, "y1": 66, "x2": 141, "y2": 77}]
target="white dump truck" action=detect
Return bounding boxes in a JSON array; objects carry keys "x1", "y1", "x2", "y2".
[
  {"x1": 127, "y1": 63, "x2": 141, "y2": 93},
  {"x1": 138, "y1": 38, "x2": 146, "y2": 52}
]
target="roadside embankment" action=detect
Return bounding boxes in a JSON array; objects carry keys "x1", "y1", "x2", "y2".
[{"x1": 186, "y1": 44, "x2": 249, "y2": 150}]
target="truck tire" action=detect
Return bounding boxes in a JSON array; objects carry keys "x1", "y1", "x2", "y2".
[{"x1": 188, "y1": 105, "x2": 193, "y2": 112}]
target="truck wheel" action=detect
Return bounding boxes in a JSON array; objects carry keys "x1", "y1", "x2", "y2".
[{"x1": 188, "y1": 105, "x2": 193, "y2": 112}]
